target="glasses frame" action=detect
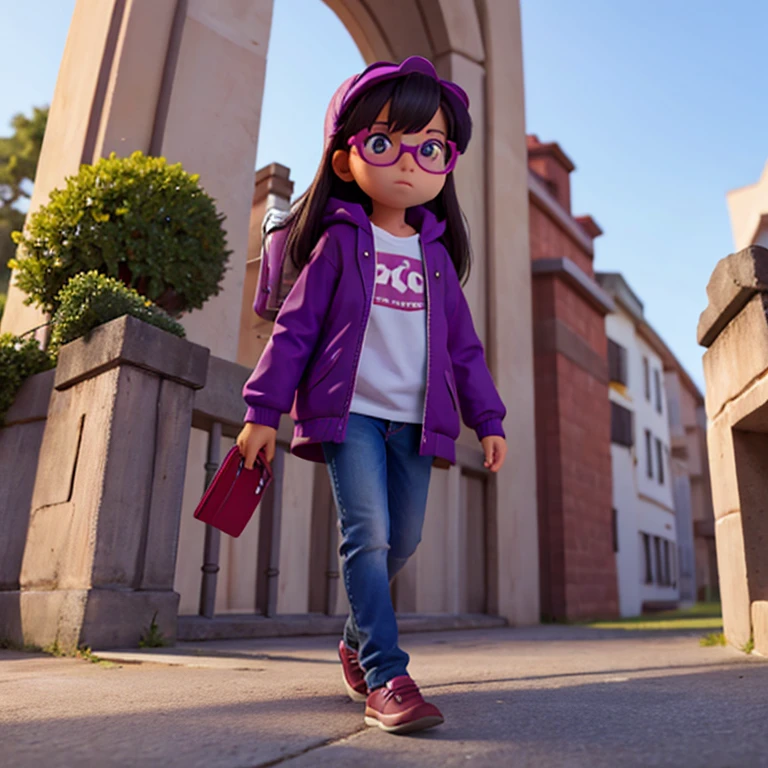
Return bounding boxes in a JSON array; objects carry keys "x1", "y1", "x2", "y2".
[{"x1": 347, "y1": 128, "x2": 459, "y2": 175}]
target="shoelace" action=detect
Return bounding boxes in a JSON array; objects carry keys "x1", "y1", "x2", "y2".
[{"x1": 384, "y1": 677, "x2": 423, "y2": 706}]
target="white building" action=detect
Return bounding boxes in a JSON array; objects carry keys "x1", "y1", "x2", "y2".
[{"x1": 596, "y1": 273, "x2": 680, "y2": 617}]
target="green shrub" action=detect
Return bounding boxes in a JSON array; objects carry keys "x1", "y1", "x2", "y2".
[
  {"x1": 9, "y1": 151, "x2": 231, "y2": 317},
  {"x1": 48, "y1": 271, "x2": 185, "y2": 357},
  {"x1": 0, "y1": 332, "x2": 56, "y2": 426},
  {"x1": 0, "y1": 292, "x2": 6, "y2": 320}
]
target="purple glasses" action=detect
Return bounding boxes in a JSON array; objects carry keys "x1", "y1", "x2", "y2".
[{"x1": 347, "y1": 128, "x2": 459, "y2": 175}]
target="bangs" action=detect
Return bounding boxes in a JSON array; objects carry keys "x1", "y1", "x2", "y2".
[{"x1": 338, "y1": 73, "x2": 459, "y2": 144}]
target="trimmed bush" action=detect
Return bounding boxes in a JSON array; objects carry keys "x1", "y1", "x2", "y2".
[
  {"x1": 9, "y1": 151, "x2": 231, "y2": 317},
  {"x1": 48, "y1": 271, "x2": 186, "y2": 357},
  {"x1": 0, "y1": 332, "x2": 55, "y2": 426}
]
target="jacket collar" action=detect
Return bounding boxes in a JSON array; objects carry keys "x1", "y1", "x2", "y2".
[{"x1": 323, "y1": 197, "x2": 446, "y2": 244}]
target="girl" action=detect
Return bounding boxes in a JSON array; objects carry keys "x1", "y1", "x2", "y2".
[{"x1": 237, "y1": 56, "x2": 507, "y2": 735}]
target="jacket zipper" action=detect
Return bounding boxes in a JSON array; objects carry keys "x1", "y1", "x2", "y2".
[{"x1": 420, "y1": 241, "x2": 431, "y2": 448}]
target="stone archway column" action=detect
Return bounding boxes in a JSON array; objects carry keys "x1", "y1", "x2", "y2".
[
  {"x1": 474, "y1": 0, "x2": 539, "y2": 624},
  {"x1": 1, "y1": 0, "x2": 274, "y2": 364}
]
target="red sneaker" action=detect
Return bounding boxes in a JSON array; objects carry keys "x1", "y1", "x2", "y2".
[
  {"x1": 338, "y1": 640, "x2": 368, "y2": 702},
  {"x1": 364, "y1": 675, "x2": 444, "y2": 734}
]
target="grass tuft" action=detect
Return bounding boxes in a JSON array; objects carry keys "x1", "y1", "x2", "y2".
[{"x1": 139, "y1": 611, "x2": 168, "y2": 649}]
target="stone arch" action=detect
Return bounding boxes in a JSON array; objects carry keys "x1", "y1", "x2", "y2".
[{"x1": 2, "y1": 0, "x2": 538, "y2": 627}]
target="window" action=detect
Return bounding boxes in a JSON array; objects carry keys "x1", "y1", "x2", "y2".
[
  {"x1": 654, "y1": 369, "x2": 663, "y2": 414},
  {"x1": 611, "y1": 402, "x2": 634, "y2": 447},
  {"x1": 608, "y1": 340, "x2": 628, "y2": 386},
  {"x1": 643, "y1": 357, "x2": 650, "y2": 401},
  {"x1": 642, "y1": 533, "x2": 652, "y2": 583},
  {"x1": 656, "y1": 438, "x2": 665, "y2": 485},
  {"x1": 645, "y1": 429, "x2": 653, "y2": 478},
  {"x1": 654, "y1": 536, "x2": 662, "y2": 585},
  {"x1": 612, "y1": 509, "x2": 619, "y2": 553}
]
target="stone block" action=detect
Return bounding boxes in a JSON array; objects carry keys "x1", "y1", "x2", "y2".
[
  {"x1": 698, "y1": 245, "x2": 768, "y2": 347},
  {"x1": 0, "y1": 591, "x2": 22, "y2": 645},
  {"x1": 192, "y1": 354, "x2": 253, "y2": 431},
  {"x1": 54, "y1": 314, "x2": 209, "y2": 393},
  {"x1": 0, "y1": 589, "x2": 88, "y2": 650},
  {"x1": 706, "y1": 415, "x2": 740, "y2": 521},
  {"x1": 703, "y1": 294, "x2": 768, "y2": 419},
  {"x1": 0, "y1": 588, "x2": 178, "y2": 651},
  {"x1": 3, "y1": 368, "x2": 54, "y2": 426},
  {"x1": 728, "y1": 372, "x2": 768, "y2": 432},
  {"x1": 421, "y1": 0, "x2": 485, "y2": 61},
  {"x1": 0, "y1": 417, "x2": 46, "y2": 590},
  {"x1": 715, "y1": 512, "x2": 752, "y2": 649},
  {"x1": 90, "y1": 365, "x2": 158, "y2": 587},
  {"x1": 80, "y1": 588, "x2": 179, "y2": 650},
  {"x1": 731, "y1": 431, "x2": 768, "y2": 598},
  {"x1": 20, "y1": 501, "x2": 92, "y2": 591},
  {"x1": 753, "y1": 600, "x2": 768, "y2": 656}
]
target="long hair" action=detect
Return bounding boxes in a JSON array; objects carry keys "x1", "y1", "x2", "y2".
[{"x1": 281, "y1": 72, "x2": 473, "y2": 284}]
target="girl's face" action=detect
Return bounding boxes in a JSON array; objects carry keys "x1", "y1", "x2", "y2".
[{"x1": 333, "y1": 102, "x2": 449, "y2": 209}]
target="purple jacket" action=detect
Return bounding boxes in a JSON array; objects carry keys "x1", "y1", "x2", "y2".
[{"x1": 242, "y1": 198, "x2": 506, "y2": 465}]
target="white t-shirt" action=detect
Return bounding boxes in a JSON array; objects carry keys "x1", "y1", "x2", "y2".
[{"x1": 350, "y1": 223, "x2": 427, "y2": 424}]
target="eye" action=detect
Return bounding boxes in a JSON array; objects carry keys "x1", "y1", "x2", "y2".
[
  {"x1": 364, "y1": 133, "x2": 393, "y2": 155},
  {"x1": 420, "y1": 140, "x2": 444, "y2": 159}
]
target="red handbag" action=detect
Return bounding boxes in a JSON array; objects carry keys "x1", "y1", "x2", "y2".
[{"x1": 193, "y1": 446, "x2": 273, "y2": 538}]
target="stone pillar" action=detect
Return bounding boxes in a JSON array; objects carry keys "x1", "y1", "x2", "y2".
[
  {"x1": 0, "y1": 315, "x2": 209, "y2": 650},
  {"x1": 698, "y1": 245, "x2": 768, "y2": 654},
  {"x1": 476, "y1": 0, "x2": 539, "y2": 624}
]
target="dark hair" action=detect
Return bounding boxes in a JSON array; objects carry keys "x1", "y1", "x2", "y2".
[{"x1": 281, "y1": 73, "x2": 472, "y2": 284}]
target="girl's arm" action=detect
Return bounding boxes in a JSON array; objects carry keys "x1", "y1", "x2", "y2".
[
  {"x1": 242, "y1": 230, "x2": 341, "y2": 426},
  {"x1": 445, "y1": 263, "x2": 506, "y2": 440}
]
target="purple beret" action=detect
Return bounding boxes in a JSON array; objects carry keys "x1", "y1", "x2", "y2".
[{"x1": 323, "y1": 56, "x2": 471, "y2": 153}]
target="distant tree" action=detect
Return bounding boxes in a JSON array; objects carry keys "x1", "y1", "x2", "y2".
[{"x1": 0, "y1": 106, "x2": 49, "y2": 296}]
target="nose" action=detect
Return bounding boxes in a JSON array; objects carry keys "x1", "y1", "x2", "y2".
[{"x1": 398, "y1": 149, "x2": 417, "y2": 172}]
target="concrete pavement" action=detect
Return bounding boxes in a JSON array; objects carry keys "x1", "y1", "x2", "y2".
[{"x1": 2, "y1": 624, "x2": 767, "y2": 767}]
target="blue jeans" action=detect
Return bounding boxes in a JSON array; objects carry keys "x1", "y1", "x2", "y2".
[{"x1": 322, "y1": 414, "x2": 433, "y2": 690}]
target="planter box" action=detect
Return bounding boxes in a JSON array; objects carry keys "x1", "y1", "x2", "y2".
[{"x1": 0, "y1": 314, "x2": 209, "y2": 650}]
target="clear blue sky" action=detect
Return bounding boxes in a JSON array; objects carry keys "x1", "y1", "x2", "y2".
[{"x1": 3, "y1": 1, "x2": 767, "y2": 391}]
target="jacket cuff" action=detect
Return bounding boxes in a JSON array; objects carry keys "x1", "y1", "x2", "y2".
[
  {"x1": 475, "y1": 418, "x2": 505, "y2": 441},
  {"x1": 244, "y1": 405, "x2": 281, "y2": 430}
]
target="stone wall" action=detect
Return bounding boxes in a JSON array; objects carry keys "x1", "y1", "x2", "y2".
[
  {"x1": 699, "y1": 245, "x2": 768, "y2": 653},
  {"x1": 0, "y1": 315, "x2": 208, "y2": 650}
]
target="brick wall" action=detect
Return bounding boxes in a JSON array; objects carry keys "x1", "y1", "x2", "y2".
[
  {"x1": 529, "y1": 142, "x2": 619, "y2": 620},
  {"x1": 530, "y1": 199, "x2": 594, "y2": 278}
]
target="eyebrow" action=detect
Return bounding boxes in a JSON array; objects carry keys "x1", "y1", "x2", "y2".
[{"x1": 371, "y1": 121, "x2": 447, "y2": 137}]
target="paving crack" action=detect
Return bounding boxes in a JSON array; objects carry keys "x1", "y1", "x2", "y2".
[{"x1": 248, "y1": 725, "x2": 368, "y2": 768}]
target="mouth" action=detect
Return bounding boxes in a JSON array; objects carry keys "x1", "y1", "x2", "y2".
[{"x1": 395, "y1": 180, "x2": 413, "y2": 187}]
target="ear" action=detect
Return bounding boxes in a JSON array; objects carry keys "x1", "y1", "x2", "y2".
[{"x1": 332, "y1": 149, "x2": 355, "y2": 183}]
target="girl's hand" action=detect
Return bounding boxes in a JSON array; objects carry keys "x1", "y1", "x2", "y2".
[
  {"x1": 236, "y1": 422, "x2": 277, "y2": 469},
  {"x1": 481, "y1": 436, "x2": 507, "y2": 473}
]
